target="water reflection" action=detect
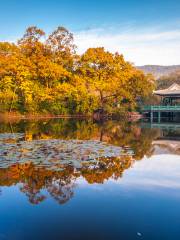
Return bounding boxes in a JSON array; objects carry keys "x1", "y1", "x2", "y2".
[
  {"x1": 0, "y1": 119, "x2": 161, "y2": 159},
  {"x1": 0, "y1": 119, "x2": 179, "y2": 205}
]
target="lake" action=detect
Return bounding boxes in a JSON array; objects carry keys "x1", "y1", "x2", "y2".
[{"x1": 0, "y1": 119, "x2": 180, "y2": 240}]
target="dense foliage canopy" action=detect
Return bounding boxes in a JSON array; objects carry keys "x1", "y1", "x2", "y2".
[{"x1": 0, "y1": 26, "x2": 154, "y2": 115}]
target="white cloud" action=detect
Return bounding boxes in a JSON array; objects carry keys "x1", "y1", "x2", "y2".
[
  {"x1": 113, "y1": 154, "x2": 180, "y2": 189},
  {"x1": 74, "y1": 27, "x2": 180, "y2": 65},
  {"x1": 75, "y1": 154, "x2": 180, "y2": 193}
]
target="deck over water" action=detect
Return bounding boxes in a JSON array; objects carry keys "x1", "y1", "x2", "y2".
[{"x1": 142, "y1": 105, "x2": 180, "y2": 123}]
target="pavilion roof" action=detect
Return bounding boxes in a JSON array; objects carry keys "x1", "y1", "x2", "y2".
[{"x1": 154, "y1": 83, "x2": 180, "y2": 96}]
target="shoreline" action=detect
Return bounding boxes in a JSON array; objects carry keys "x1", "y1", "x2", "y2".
[
  {"x1": 0, "y1": 112, "x2": 142, "y2": 122},
  {"x1": 0, "y1": 113, "x2": 91, "y2": 121}
]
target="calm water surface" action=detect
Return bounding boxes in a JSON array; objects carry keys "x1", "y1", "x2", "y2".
[{"x1": 0, "y1": 119, "x2": 180, "y2": 240}]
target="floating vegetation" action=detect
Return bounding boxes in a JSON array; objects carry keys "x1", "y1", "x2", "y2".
[
  {"x1": 0, "y1": 133, "x2": 134, "y2": 170},
  {"x1": 0, "y1": 132, "x2": 134, "y2": 204}
]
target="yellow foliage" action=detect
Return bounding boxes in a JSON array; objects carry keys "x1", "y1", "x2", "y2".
[{"x1": 0, "y1": 27, "x2": 154, "y2": 114}]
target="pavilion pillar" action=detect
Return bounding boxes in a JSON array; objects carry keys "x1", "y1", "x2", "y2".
[
  {"x1": 158, "y1": 111, "x2": 161, "y2": 123},
  {"x1": 150, "y1": 111, "x2": 153, "y2": 123}
]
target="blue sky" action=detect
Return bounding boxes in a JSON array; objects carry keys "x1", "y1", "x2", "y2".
[{"x1": 1, "y1": 0, "x2": 180, "y2": 65}]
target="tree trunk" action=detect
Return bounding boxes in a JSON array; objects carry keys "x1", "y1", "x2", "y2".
[
  {"x1": 99, "y1": 90, "x2": 104, "y2": 110},
  {"x1": 9, "y1": 87, "x2": 17, "y2": 112}
]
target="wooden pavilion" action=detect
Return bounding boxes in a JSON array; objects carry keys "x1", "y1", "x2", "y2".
[{"x1": 143, "y1": 83, "x2": 180, "y2": 122}]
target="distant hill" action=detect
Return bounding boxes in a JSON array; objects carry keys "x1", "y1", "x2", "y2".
[{"x1": 137, "y1": 65, "x2": 180, "y2": 78}]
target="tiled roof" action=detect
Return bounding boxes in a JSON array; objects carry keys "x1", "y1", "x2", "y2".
[{"x1": 154, "y1": 83, "x2": 180, "y2": 96}]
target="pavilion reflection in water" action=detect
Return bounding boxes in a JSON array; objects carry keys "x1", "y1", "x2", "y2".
[
  {"x1": 152, "y1": 126, "x2": 180, "y2": 155},
  {"x1": 0, "y1": 119, "x2": 179, "y2": 204}
]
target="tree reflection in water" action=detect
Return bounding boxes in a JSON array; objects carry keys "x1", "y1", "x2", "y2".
[
  {"x1": 0, "y1": 155, "x2": 132, "y2": 204},
  {"x1": 0, "y1": 119, "x2": 163, "y2": 204}
]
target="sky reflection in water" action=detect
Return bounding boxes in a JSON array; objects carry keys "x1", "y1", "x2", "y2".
[{"x1": 0, "y1": 119, "x2": 180, "y2": 240}]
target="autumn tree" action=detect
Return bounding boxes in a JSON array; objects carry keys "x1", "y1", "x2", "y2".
[
  {"x1": 0, "y1": 42, "x2": 23, "y2": 112},
  {"x1": 77, "y1": 47, "x2": 153, "y2": 113},
  {"x1": 0, "y1": 26, "x2": 154, "y2": 115},
  {"x1": 47, "y1": 26, "x2": 76, "y2": 70}
]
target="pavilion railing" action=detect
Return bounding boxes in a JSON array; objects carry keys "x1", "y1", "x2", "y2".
[{"x1": 142, "y1": 105, "x2": 180, "y2": 111}]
